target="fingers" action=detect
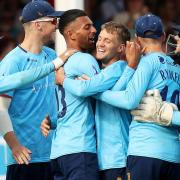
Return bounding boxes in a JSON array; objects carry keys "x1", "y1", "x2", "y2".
[
  {"x1": 145, "y1": 89, "x2": 161, "y2": 97},
  {"x1": 166, "y1": 102, "x2": 178, "y2": 111},
  {"x1": 125, "y1": 41, "x2": 141, "y2": 69},
  {"x1": 13, "y1": 146, "x2": 32, "y2": 165},
  {"x1": 55, "y1": 67, "x2": 65, "y2": 85},
  {"x1": 76, "y1": 77, "x2": 85, "y2": 80},
  {"x1": 81, "y1": 74, "x2": 90, "y2": 80},
  {"x1": 60, "y1": 48, "x2": 78, "y2": 62},
  {"x1": 131, "y1": 109, "x2": 142, "y2": 116},
  {"x1": 41, "y1": 118, "x2": 51, "y2": 137}
]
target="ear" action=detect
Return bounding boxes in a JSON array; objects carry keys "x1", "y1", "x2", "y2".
[
  {"x1": 34, "y1": 22, "x2": 42, "y2": 31},
  {"x1": 67, "y1": 30, "x2": 76, "y2": 40},
  {"x1": 118, "y1": 44, "x2": 125, "y2": 53}
]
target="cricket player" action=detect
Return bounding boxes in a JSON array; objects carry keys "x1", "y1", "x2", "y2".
[
  {"x1": 0, "y1": 1, "x2": 64, "y2": 179},
  {"x1": 42, "y1": 21, "x2": 140, "y2": 180},
  {"x1": 92, "y1": 14, "x2": 180, "y2": 180}
]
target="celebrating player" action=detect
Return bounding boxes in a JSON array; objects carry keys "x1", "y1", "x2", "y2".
[{"x1": 0, "y1": 1, "x2": 64, "y2": 179}]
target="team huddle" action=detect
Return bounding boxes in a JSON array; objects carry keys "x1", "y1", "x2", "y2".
[{"x1": 0, "y1": 1, "x2": 180, "y2": 180}]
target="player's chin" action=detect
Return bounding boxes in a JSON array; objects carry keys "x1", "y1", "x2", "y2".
[{"x1": 95, "y1": 53, "x2": 105, "y2": 60}]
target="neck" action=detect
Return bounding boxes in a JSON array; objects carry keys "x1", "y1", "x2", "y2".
[
  {"x1": 20, "y1": 33, "x2": 43, "y2": 54},
  {"x1": 102, "y1": 58, "x2": 119, "y2": 68},
  {"x1": 142, "y1": 40, "x2": 164, "y2": 54},
  {"x1": 66, "y1": 39, "x2": 85, "y2": 52}
]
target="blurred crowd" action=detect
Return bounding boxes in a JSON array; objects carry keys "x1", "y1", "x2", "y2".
[{"x1": 0, "y1": 0, "x2": 180, "y2": 60}]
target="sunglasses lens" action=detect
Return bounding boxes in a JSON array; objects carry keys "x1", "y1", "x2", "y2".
[{"x1": 51, "y1": 19, "x2": 57, "y2": 25}]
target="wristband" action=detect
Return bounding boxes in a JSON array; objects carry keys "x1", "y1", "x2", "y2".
[{"x1": 52, "y1": 57, "x2": 64, "y2": 70}]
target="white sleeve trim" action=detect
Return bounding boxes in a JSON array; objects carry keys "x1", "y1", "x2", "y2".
[{"x1": 0, "y1": 96, "x2": 13, "y2": 136}]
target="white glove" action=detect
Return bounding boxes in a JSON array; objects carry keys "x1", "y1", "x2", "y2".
[{"x1": 131, "y1": 89, "x2": 178, "y2": 126}]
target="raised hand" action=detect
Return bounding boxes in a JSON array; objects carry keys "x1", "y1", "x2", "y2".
[{"x1": 125, "y1": 41, "x2": 141, "y2": 69}]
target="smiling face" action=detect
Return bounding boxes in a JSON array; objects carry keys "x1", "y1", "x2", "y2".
[
  {"x1": 96, "y1": 29, "x2": 121, "y2": 65},
  {"x1": 96, "y1": 22, "x2": 131, "y2": 66},
  {"x1": 73, "y1": 16, "x2": 97, "y2": 51}
]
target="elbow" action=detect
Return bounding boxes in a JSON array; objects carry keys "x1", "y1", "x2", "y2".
[
  {"x1": 69, "y1": 87, "x2": 88, "y2": 97},
  {"x1": 124, "y1": 99, "x2": 139, "y2": 110},
  {"x1": 75, "y1": 88, "x2": 88, "y2": 97}
]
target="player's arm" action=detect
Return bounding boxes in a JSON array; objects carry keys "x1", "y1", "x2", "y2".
[
  {"x1": 57, "y1": 42, "x2": 140, "y2": 97},
  {"x1": 0, "y1": 49, "x2": 77, "y2": 94},
  {"x1": 57, "y1": 63, "x2": 123, "y2": 97},
  {"x1": 0, "y1": 96, "x2": 32, "y2": 164},
  {"x1": 111, "y1": 66, "x2": 135, "y2": 91},
  {"x1": 95, "y1": 57, "x2": 153, "y2": 110}
]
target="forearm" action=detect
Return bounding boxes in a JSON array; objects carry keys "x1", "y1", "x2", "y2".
[
  {"x1": 0, "y1": 63, "x2": 54, "y2": 94},
  {"x1": 95, "y1": 90, "x2": 139, "y2": 109},
  {"x1": 4, "y1": 131, "x2": 21, "y2": 150},
  {"x1": 63, "y1": 69, "x2": 120, "y2": 97},
  {"x1": 0, "y1": 57, "x2": 66, "y2": 94},
  {"x1": 112, "y1": 66, "x2": 135, "y2": 91}
]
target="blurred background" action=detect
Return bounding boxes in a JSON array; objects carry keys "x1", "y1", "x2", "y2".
[
  {"x1": 0, "y1": 0, "x2": 180, "y2": 53},
  {"x1": 0, "y1": 0, "x2": 179, "y2": 179}
]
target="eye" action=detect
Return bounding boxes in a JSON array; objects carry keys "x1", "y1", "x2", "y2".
[
  {"x1": 97, "y1": 36, "x2": 102, "y2": 42},
  {"x1": 105, "y1": 39, "x2": 111, "y2": 44},
  {"x1": 84, "y1": 24, "x2": 91, "y2": 30}
]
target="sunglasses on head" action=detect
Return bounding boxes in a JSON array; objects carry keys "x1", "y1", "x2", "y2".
[{"x1": 31, "y1": 18, "x2": 59, "y2": 25}]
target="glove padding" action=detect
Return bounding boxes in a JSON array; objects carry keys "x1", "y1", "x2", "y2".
[{"x1": 131, "y1": 89, "x2": 178, "y2": 126}]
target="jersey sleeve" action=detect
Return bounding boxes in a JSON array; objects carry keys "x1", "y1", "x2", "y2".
[
  {"x1": 111, "y1": 65, "x2": 135, "y2": 91},
  {"x1": 0, "y1": 63, "x2": 54, "y2": 94},
  {"x1": 0, "y1": 58, "x2": 20, "y2": 97},
  {"x1": 95, "y1": 57, "x2": 154, "y2": 110},
  {"x1": 63, "y1": 61, "x2": 125, "y2": 97},
  {"x1": 172, "y1": 111, "x2": 180, "y2": 126}
]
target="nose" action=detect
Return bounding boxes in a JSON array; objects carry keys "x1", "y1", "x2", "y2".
[
  {"x1": 96, "y1": 40, "x2": 104, "y2": 48},
  {"x1": 91, "y1": 26, "x2": 97, "y2": 33}
]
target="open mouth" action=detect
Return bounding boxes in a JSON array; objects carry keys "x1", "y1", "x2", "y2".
[
  {"x1": 89, "y1": 36, "x2": 95, "y2": 44},
  {"x1": 97, "y1": 48, "x2": 105, "y2": 54}
]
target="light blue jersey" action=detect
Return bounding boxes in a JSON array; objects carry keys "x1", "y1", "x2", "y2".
[
  {"x1": 0, "y1": 46, "x2": 57, "y2": 165},
  {"x1": 50, "y1": 52, "x2": 100, "y2": 159},
  {"x1": 95, "y1": 64, "x2": 134, "y2": 170},
  {"x1": 0, "y1": 62, "x2": 54, "y2": 94},
  {"x1": 53, "y1": 58, "x2": 135, "y2": 169},
  {"x1": 96, "y1": 53, "x2": 180, "y2": 163},
  {"x1": 172, "y1": 111, "x2": 180, "y2": 126},
  {"x1": 63, "y1": 61, "x2": 128, "y2": 97}
]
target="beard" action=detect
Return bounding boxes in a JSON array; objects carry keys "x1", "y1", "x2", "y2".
[{"x1": 42, "y1": 32, "x2": 55, "y2": 45}]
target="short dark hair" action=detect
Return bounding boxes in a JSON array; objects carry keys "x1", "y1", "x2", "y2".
[
  {"x1": 59, "y1": 9, "x2": 87, "y2": 35},
  {"x1": 101, "y1": 21, "x2": 131, "y2": 44}
]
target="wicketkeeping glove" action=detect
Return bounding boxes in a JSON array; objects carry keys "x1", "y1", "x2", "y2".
[{"x1": 131, "y1": 89, "x2": 178, "y2": 126}]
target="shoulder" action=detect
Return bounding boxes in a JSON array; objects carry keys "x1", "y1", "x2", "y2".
[
  {"x1": 69, "y1": 52, "x2": 96, "y2": 62},
  {"x1": 42, "y1": 46, "x2": 56, "y2": 57},
  {"x1": 67, "y1": 52, "x2": 98, "y2": 67},
  {"x1": 0, "y1": 46, "x2": 26, "y2": 70}
]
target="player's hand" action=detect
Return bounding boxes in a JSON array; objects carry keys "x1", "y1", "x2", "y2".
[
  {"x1": 125, "y1": 41, "x2": 141, "y2": 69},
  {"x1": 131, "y1": 89, "x2": 178, "y2": 126},
  {"x1": 41, "y1": 116, "x2": 51, "y2": 137},
  {"x1": 59, "y1": 48, "x2": 78, "y2": 63},
  {"x1": 174, "y1": 35, "x2": 180, "y2": 54},
  {"x1": 76, "y1": 74, "x2": 90, "y2": 80},
  {"x1": 4, "y1": 131, "x2": 32, "y2": 165},
  {"x1": 12, "y1": 143, "x2": 32, "y2": 165},
  {"x1": 55, "y1": 67, "x2": 65, "y2": 85}
]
